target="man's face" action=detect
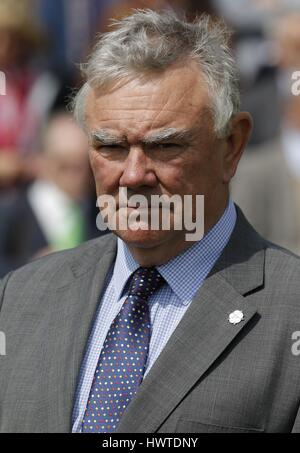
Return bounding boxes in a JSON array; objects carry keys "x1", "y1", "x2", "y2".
[{"x1": 85, "y1": 61, "x2": 230, "y2": 251}]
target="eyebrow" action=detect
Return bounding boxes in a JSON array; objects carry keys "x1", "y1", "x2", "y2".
[
  {"x1": 89, "y1": 128, "x2": 196, "y2": 147},
  {"x1": 143, "y1": 128, "x2": 195, "y2": 145},
  {"x1": 90, "y1": 130, "x2": 127, "y2": 146}
]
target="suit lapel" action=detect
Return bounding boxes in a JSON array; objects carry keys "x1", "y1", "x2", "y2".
[
  {"x1": 46, "y1": 234, "x2": 118, "y2": 431},
  {"x1": 69, "y1": 236, "x2": 117, "y2": 397},
  {"x1": 117, "y1": 209, "x2": 265, "y2": 433}
]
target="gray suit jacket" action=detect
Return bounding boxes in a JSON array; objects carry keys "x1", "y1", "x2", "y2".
[{"x1": 1, "y1": 207, "x2": 300, "y2": 433}]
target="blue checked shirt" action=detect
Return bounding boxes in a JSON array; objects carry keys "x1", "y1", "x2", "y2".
[{"x1": 72, "y1": 200, "x2": 237, "y2": 432}]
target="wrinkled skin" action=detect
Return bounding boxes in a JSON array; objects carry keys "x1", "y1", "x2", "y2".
[{"x1": 85, "y1": 61, "x2": 252, "y2": 265}]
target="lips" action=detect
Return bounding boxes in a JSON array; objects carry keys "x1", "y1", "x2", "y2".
[
  {"x1": 127, "y1": 201, "x2": 149, "y2": 208},
  {"x1": 114, "y1": 189, "x2": 175, "y2": 210}
]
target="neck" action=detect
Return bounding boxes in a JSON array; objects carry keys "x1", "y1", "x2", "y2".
[{"x1": 128, "y1": 235, "x2": 196, "y2": 267}]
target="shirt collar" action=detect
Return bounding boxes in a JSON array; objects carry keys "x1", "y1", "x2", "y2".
[{"x1": 112, "y1": 199, "x2": 236, "y2": 305}]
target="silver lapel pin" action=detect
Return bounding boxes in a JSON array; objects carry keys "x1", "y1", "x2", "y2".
[{"x1": 229, "y1": 310, "x2": 244, "y2": 325}]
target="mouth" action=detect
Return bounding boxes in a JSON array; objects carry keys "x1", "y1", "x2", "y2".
[
  {"x1": 118, "y1": 205, "x2": 168, "y2": 211},
  {"x1": 113, "y1": 189, "x2": 176, "y2": 211},
  {"x1": 118, "y1": 199, "x2": 160, "y2": 209},
  {"x1": 127, "y1": 200, "x2": 149, "y2": 209}
]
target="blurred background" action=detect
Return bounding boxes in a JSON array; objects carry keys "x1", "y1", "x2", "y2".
[{"x1": 1, "y1": 0, "x2": 300, "y2": 277}]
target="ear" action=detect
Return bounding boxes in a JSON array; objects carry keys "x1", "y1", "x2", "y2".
[{"x1": 222, "y1": 112, "x2": 253, "y2": 184}]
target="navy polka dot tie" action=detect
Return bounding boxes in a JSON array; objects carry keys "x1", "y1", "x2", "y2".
[{"x1": 81, "y1": 267, "x2": 164, "y2": 433}]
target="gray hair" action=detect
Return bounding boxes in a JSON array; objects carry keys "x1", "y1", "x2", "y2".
[{"x1": 72, "y1": 9, "x2": 240, "y2": 138}]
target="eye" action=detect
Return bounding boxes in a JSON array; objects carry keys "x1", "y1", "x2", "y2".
[
  {"x1": 90, "y1": 143, "x2": 128, "y2": 161},
  {"x1": 148, "y1": 143, "x2": 182, "y2": 154},
  {"x1": 94, "y1": 144, "x2": 127, "y2": 154},
  {"x1": 98, "y1": 144, "x2": 123, "y2": 150},
  {"x1": 158, "y1": 143, "x2": 181, "y2": 149},
  {"x1": 146, "y1": 142, "x2": 184, "y2": 161}
]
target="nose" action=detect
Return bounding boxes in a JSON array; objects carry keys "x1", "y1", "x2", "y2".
[{"x1": 119, "y1": 147, "x2": 158, "y2": 189}]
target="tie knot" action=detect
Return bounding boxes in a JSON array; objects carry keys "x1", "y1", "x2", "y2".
[{"x1": 128, "y1": 267, "x2": 164, "y2": 300}]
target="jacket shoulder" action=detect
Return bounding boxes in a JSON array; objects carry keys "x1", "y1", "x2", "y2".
[
  {"x1": 0, "y1": 234, "x2": 116, "y2": 293},
  {"x1": 264, "y1": 240, "x2": 300, "y2": 275}
]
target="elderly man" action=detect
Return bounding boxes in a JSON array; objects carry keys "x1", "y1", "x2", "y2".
[{"x1": 1, "y1": 10, "x2": 300, "y2": 434}]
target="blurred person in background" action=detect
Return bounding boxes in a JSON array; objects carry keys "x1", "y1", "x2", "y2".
[
  {"x1": 232, "y1": 12, "x2": 300, "y2": 254},
  {"x1": 0, "y1": 112, "x2": 100, "y2": 277},
  {"x1": 213, "y1": 0, "x2": 291, "y2": 146},
  {"x1": 36, "y1": 0, "x2": 110, "y2": 76},
  {"x1": 0, "y1": 0, "x2": 60, "y2": 192}
]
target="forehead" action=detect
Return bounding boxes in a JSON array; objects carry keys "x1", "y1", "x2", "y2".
[{"x1": 85, "y1": 62, "x2": 212, "y2": 140}]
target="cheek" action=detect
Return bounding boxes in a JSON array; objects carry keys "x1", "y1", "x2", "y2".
[
  {"x1": 153, "y1": 162, "x2": 184, "y2": 195},
  {"x1": 89, "y1": 152, "x2": 121, "y2": 194},
  {"x1": 155, "y1": 158, "x2": 202, "y2": 196},
  {"x1": 181, "y1": 156, "x2": 223, "y2": 195}
]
